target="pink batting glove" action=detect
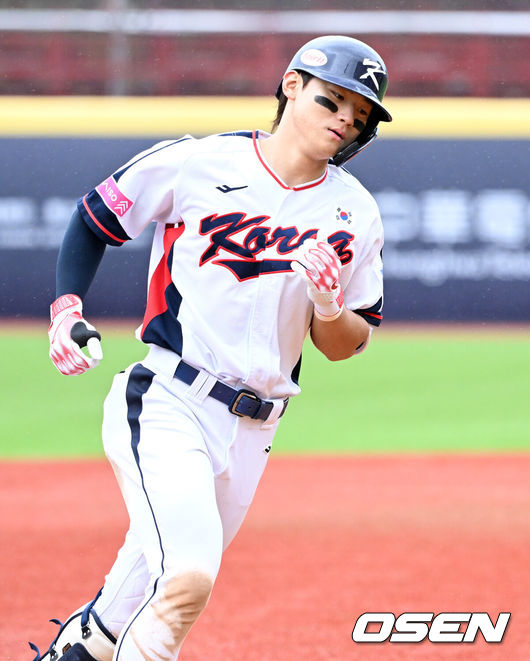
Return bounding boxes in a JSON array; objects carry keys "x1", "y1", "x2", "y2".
[
  {"x1": 48, "y1": 294, "x2": 103, "y2": 375},
  {"x1": 291, "y1": 238, "x2": 345, "y2": 321}
]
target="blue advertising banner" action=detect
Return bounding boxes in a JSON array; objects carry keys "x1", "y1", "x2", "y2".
[{"x1": 1, "y1": 136, "x2": 529, "y2": 321}]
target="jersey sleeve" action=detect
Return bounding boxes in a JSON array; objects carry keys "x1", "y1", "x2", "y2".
[
  {"x1": 343, "y1": 212, "x2": 384, "y2": 327},
  {"x1": 76, "y1": 136, "x2": 196, "y2": 247}
]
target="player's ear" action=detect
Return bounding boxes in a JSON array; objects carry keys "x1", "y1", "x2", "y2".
[{"x1": 282, "y1": 70, "x2": 301, "y2": 100}]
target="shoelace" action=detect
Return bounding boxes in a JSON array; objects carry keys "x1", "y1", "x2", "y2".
[
  {"x1": 28, "y1": 595, "x2": 98, "y2": 661},
  {"x1": 29, "y1": 617, "x2": 63, "y2": 661}
]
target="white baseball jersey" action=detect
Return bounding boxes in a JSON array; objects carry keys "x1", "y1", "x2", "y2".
[{"x1": 78, "y1": 130, "x2": 384, "y2": 399}]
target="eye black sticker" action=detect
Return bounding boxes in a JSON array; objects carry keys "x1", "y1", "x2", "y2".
[
  {"x1": 314, "y1": 95, "x2": 338, "y2": 113},
  {"x1": 354, "y1": 119, "x2": 366, "y2": 132}
]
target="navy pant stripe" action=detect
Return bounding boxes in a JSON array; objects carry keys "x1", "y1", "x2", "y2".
[{"x1": 116, "y1": 363, "x2": 165, "y2": 658}]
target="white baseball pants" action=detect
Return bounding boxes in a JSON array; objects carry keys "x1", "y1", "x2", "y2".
[{"x1": 93, "y1": 346, "x2": 281, "y2": 660}]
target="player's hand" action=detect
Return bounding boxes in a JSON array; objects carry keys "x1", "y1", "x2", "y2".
[
  {"x1": 48, "y1": 294, "x2": 103, "y2": 375},
  {"x1": 291, "y1": 237, "x2": 345, "y2": 321}
]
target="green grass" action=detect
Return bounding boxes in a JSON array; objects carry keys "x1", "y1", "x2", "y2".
[
  {"x1": 1, "y1": 323, "x2": 529, "y2": 458},
  {"x1": 279, "y1": 329, "x2": 530, "y2": 454}
]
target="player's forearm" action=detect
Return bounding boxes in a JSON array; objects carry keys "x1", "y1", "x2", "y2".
[
  {"x1": 56, "y1": 209, "x2": 107, "y2": 299},
  {"x1": 310, "y1": 308, "x2": 371, "y2": 361}
]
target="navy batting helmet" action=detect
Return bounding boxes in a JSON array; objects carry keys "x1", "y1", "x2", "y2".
[{"x1": 277, "y1": 35, "x2": 392, "y2": 165}]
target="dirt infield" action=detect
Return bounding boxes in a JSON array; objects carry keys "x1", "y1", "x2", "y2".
[{"x1": 1, "y1": 454, "x2": 528, "y2": 660}]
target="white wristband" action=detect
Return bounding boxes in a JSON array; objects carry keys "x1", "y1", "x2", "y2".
[
  {"x1": 311, "y1": 285, "x2": 344, "y2": 321},
  {"x1": 314, "y1": 300, "x2": 344, "y2": 322}
]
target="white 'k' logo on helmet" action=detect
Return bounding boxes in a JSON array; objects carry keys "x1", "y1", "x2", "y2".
[{"x1": 359, "y1": 58, "x2": 385, "y2": 91}]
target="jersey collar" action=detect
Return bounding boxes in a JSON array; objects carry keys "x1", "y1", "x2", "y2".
[{"x1": 252, "y1": 130, "x2": 328, "y2": 191}]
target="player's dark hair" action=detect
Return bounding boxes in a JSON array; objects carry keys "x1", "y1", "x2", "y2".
[{"x1": 271, "y1": 71, "x2": 313, "y2": 133}]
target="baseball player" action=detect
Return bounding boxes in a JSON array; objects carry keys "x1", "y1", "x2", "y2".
[{"x1": 32, "y1": 35, "x2": 391, "y2": 660}]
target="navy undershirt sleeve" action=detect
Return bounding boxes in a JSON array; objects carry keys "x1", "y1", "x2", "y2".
[{"x1": 56, "y1": 208, "x2": 107, "y2": 299}]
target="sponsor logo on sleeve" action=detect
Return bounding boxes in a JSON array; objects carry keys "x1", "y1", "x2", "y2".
[{"x1": 96, "y1": 176, "x2": 133, "y2": 217}]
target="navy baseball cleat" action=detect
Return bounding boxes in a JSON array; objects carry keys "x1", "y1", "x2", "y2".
[
  {"x1": 30, "y1": 643, "x2": 98, "y2": 660},
  {"x1": 29, "y1": 600, "x2": 116, "y2": 661}
]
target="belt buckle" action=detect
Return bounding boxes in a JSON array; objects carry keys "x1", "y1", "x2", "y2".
[{"x1": 229, "y1": 389, "x2": 261, "y2": 417}]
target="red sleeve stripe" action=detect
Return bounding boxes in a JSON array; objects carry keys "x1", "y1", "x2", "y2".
[
  {"x1": 361, "y1": 311, "x2": 383, "y2": 319},
  {"x1": 82, "y1": 195, "x2": 127, "y2": 244}
]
